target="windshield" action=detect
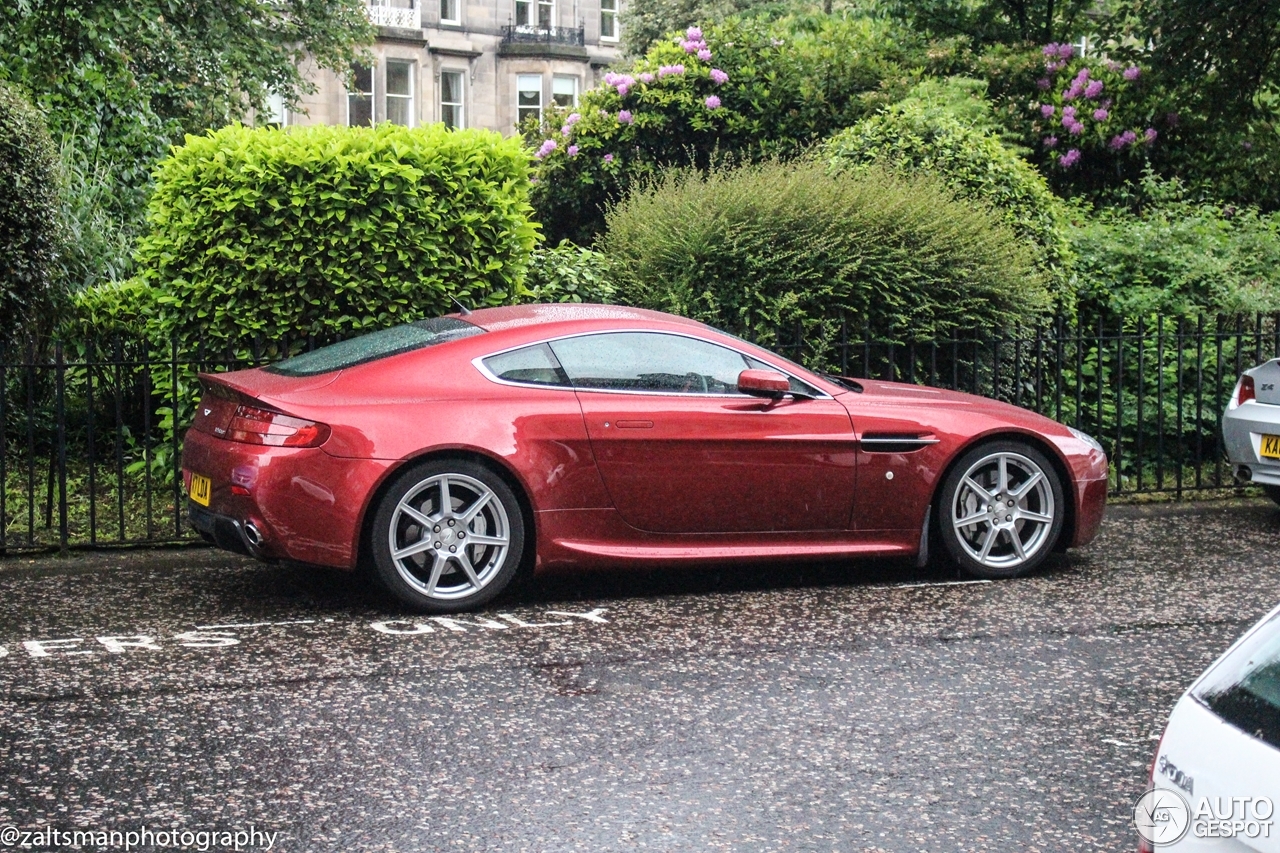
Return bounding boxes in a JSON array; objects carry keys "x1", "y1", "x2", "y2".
[
  {"x1": 1193, "y1": 607, "x2": 1280, "y2": 750},
  {"x1": 265, "y1": 318, "x2": 484, "y2": 377}
]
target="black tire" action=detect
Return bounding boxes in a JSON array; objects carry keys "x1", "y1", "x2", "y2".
[
  {"x1": 1264, "y1": 484, "x2": 1280, "y2": 507},
  {"x1": 936, "y1": 440, "x2": 1066, "y2": 580},
  {"x1": 370, "y1": 459, "x2": 526, "y2": 613}
]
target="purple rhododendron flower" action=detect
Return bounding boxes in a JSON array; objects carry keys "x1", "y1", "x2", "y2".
[
  {"x1": 1064, "y1": 84, "x2": 1082, "y2": 100},
  {"x1": 686, "y1": 25, "x2": 702, "y2": 40},
  {"x1": 568, "y1": 145, "x2": 579, "y2": 156},
  {"x1": 617, "y1": 83, "x2": 630, "y2": 96},
  {"x1": 604, "y1": 72, "x2": 620, "y2": 86},
  {"x1": 710, "y1": 68, "x2": 729, "y2": 85},
  {"x1": 1121, "y1": 129, "x2": 1138, "y2": 144},
  {"x1": 535, "y1": 139, "x2": 557, "y2": 159},
  {"x1": 603, "y1": 153, "x2": 614, "y2": 162},
  {"x1": 1043, "y1": 136, "x2": 1059, "y2": 148},
  {"x1": 1057, "y1": 43, "x2": 1075, "y2": 59},
  {"x1": 639, "y1": 73, "x2": 654, "y2": 83},
  {"x1": 566, "y1": 112, "x2": 581, "y2": 125},
  {"x1": 659, "y1": 64, "x2": 685, "y2": 77},
  {"x1": 1109, "y1": 134, "x2": 1126, "y2": 150},
  {"x1": 1123, "y1": 66, "x2": 1141, "y2": 80},
  {"x1": 705, "y1": 95, "x2": 721, "y2": 109},
  {"x1": 561, "y1": 125, "x2": 571, "y2": 136},
  {"x1": 1046, "y1": 60, "x2": 1064, "y2": 72},
  {"x1": 1144, "y1": 128, "x2": 1158, "y2": 143},
  {"x1": 1085, "y1": 80, "x2": 1104, "y2": 98},
  {"x1": 1037, "y1": 78, "x2": 1051, "y2": 90},
  {"x1": 1040, "y1": 104, "x2": 1055, "y2": 118},
  {"x1": 1093, "y1": 108, "x2": 1109, "y2": 121},
  {"x1": 698, "y1": 48, "x2": 712, "y2": 61},
  {"x1": 617, "y1": 110, "x2": 633, "y2": 124},
  {"x1": 1068, "y1": 121, "x2": 1084, "y2": 135},
  {"x1": 1042, "y1": 43, "x2": 1058, "y2": 57},
  {"x1": 1060, "y1": 148, "x2": 1081, "y2": 167},
  {"x1": 1075, "y1": 67, "x2": 1091, "y2": 81},
  {"x1": 1062, "y1": 105, "x2": 1077, "y2": 118}
]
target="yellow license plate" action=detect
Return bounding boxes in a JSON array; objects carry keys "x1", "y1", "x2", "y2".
[
  {"x1": 1263, "y1": 435, "x2": 1280, "y2": 460},
  {"x1": 189, "y1": 473, "x2": 212, "y2": 506}
]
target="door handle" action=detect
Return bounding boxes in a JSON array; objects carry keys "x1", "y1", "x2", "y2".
[{"x1": 614, "y1": 420, "x2": 654, "y2": 429}]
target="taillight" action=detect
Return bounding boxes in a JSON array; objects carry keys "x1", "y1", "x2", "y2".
[
  {"x1": 224, "y1": 405, "x2": 330, "y2": 448},
  {"x1": 1237, "y1": 374, "x2": 1256, "y2": 405}
]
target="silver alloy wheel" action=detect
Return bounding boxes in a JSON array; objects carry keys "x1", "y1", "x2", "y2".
[
  {"x1": 387, "y1": 472, "x2": 511, "y2": 601},
  {"x1": 950, "y1": 450, "x2": 1056, "y2": 570}
]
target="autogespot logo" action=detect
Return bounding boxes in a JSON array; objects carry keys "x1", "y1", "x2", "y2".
[{"x1": 1134, "y1": 787, "x2": 1192, "y2": 846}]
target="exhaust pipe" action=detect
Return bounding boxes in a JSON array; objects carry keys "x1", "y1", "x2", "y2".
[
  {"x1": 1236, "y1": 465, "x2": 1252, "y2": 483},
  {"x1": 238, "y1": 520, "x2": 265, "y2": 557}
]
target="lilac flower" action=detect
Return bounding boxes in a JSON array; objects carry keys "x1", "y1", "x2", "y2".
[
  {"x1": 603, "y1": 153, "x2": 614, "y2": 163},
  {"x1": 617, "y1": 110, "x2": 633, "y2": 124},
  {"x1": 686, "y1": 25, "x2": 703, "y2": 41},
  {"x1": 1123, "y1": 65, "x2": 1141, "y2": 81},
  {"x1": 1060, "y1": 148, "x2": 1081, "y2": 167},
  {"x1": 710, "y1": 68, "x2": 729, "y2": 85},
  {"x1": 1036, "y1": 78, "x2": 1051, "y2": 90},
  {"x1": 1040, "y1": 104, "x2": 1055, "y2": 118},
  {"x1": 1043, "y1": 136, "x2": 1059, "y2": 148},
  {"x1": 639, "y1": 73, "x2": 654, "y2": 83},
  {"x1": 535, "y1": 139, "x2": 557, "y2": 159},
  {"x1": 1144, "y1": 128, "x2": 1158, "y2": 143},
  {"x1": 658, "y1": 64, "x2": 685, "y2": 77},
  {"x1": 566, "y1": 112, "x2": 582, "y2": 125},
  {"x1": 698, "y1": 48, "x2": 713, "y2": 61},
  {"x1": 1085, "y1": 80, "x2": 1104, "y2": 99},
  {"x1": 705, "y1": 95, "x2": 721, "y2": 110},
  {"x1": 1092, "y1": 108, "x2": 1109, "y2": 121},
  {"x1": 568, "y1": 144, "x2": 579, "y2": 156}
]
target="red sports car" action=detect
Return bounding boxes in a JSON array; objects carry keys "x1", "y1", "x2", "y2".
[{"x1": 182, "y1": 304, "x2": 1108, "y2": 612}]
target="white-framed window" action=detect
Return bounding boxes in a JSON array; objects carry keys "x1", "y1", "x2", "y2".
[
  {"x1": 440, "y1": 70, "x2": 464, "y2": 128},
  {"x1": 264, "y1": 92, "x2": 288, "y2": 127},
  {"x1": 348, "y1": 64, "x2": 374, "y2": 126},
  {"x1": 440, "y1": 0, "x2": 460, "y2": 24},
  {"x1": 517, "y1": 74, "x2": 542, "y2": 124},
  {"x1": 386, "y1": 60, "x2": 414, "y2": 126},
  {"x1": 600, "y1": 0, "x2": 618, "y2": 41},
  {"x1": 552, "y1": 75, "x2": 578, "y2": 108},
  {"x1": 515, "y1": 0, "x2": 554, "y2": 28}
]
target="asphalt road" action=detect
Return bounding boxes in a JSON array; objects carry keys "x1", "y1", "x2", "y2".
[{"x1": 1, "y1": 499, "x2": 1279, "y2": 852}]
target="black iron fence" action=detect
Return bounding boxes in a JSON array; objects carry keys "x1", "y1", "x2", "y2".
[{"x1": 2, "y1": 313, "x2": 1278, "y2": 553}]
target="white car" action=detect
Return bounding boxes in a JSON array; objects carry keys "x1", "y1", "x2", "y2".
[
  {"x1": 1224, "y1": 361, "x2": 1280, "y2": 503},
  {"x1": 1139, "y1": 602, "x2": 1280, "y2": 851}
]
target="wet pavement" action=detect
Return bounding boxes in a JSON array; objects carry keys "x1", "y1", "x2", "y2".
[{"x1": 1, "y1": 499, "x2": 1278, "y2": 852}]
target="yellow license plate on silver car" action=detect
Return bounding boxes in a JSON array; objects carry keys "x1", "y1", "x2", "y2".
[
  {"x1": 1262, "y1": 435, "x2": 1280, "y2": 460},
  {"x1": 189, "y1": 473, "x2": 212, "y2": 506}
]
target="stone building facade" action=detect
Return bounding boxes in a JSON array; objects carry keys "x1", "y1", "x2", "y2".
[{"x1": 280, "y1": 0, "x2": 625, "y2": 134}]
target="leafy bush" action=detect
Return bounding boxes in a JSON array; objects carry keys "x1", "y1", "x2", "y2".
[
  {"x1": 827, "y1": 77, "x2": 1075, "y2": 306},
  {"x1": 531, "y1": 14, "x2": 944, "y2": 243},
  {"x1": 520, "y1": 242, "x2": 616, "y2": 303},
  {"x1": 1072, "y1": 174, "x2": 1280, "y2": 318},
  {"x1": 599, "y1": 159, "x2": 1050, "y2": 368},
  {"x1": 132, "y1": 123, "x2": 538, "y2": 354},
  {"x1": 52, "y1": 134, "x2": 137, "y2": 295},
  {"x1": 0, "y1": 81, "x2": 61, "y2": 344}
]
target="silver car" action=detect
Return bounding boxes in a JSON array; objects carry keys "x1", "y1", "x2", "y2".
[{"x1": 1224, "y1": 359, "x2": 1280, "y2": 504}]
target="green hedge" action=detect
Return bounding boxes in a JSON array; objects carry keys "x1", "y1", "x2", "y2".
[
  {"x1": 133, "y1": 122, "x2": 538, "y2": 354},
  {"x1": 520, "y1": 242, "x2": 616, "y2": 304},
  {"x1": 0, "y1": 81, "x2": 61, "y2": 344},
  {"x1": 600, "y1": 159, "x2": 1050, "y2": 368},
  {"x1": 826, "y1": 78, "x2": 1075, "y2": 308}
]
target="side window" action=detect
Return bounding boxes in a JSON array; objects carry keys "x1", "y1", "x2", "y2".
[
  {"x1": 483, "y1": 343, "x2": 570, "y2": 387},
  {"x1": 549, "y1": 332, "x2": 752, "y2": 394}
]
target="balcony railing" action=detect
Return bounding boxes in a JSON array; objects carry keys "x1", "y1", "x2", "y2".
[
  {"x1": 367, "y1": 1, "x2": 419, "y2": 29},
  {"x1": 500, "y1": 24, "x2": 585, "y2": 46}
]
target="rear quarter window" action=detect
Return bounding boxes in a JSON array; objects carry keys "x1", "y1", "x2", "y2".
[
  {"x1": 1194, "y1": 609, "x2": 1280, "y2": 750},
  {"x1": 266, "y1": 318, "x2": 483, "y2": 377}
]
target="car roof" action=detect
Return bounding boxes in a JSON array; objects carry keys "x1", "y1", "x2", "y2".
[{"x1": 456, "y1": 303, "x2": 708, "y2": 335}]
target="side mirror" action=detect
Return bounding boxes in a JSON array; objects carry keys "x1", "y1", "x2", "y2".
[{"x1": 738, "y1": 369, "x2": 790, "y2": 399}]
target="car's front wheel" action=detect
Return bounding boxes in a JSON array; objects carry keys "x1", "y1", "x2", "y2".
[
  {"x1": 937, "y1": 441, "x2": 1065, "y2": 579},
  {"x1": 370, "y1": 459, "x2": 526, "y2": 613}
]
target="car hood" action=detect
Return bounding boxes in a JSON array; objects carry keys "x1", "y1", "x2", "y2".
[{"x1": 846, "y1": 378, "x2": 1073, "y2": 435}]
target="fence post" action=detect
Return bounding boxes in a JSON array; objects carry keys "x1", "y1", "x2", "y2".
[
  {"x1": 172, "y1": 335, "x2": 182, "y2": 537},
  {"x1": 55, "y1": 341, "x2": 68, "y2": 550}
]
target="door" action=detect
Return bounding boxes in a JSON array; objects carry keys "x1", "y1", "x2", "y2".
[{"x1": 548, "y1": 331, "x2": 858, "y2": 534}]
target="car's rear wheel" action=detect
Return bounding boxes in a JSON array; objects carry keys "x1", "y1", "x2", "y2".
[
  {"x1": 370, "y1": 459, "x2": 525, "y2": 613},
  {"x1": 937, "y1": 441, "x2": 1065, "y2": 579}
]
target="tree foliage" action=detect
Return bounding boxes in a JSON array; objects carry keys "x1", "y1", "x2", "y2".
[
  {"x1": 0, "y1": 81, "x2": 61, "y2": 344},
  {"x1": 0, "y1": 0, "x2": 375, "y2": 218}
]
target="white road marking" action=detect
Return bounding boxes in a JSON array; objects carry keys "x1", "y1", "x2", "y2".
[
  {"x1": 195, "y1": 620, "x2": 318, "y2": 629},
  {"x1": 891, "y1": 580, "x2": 993, "y2": 590}
]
